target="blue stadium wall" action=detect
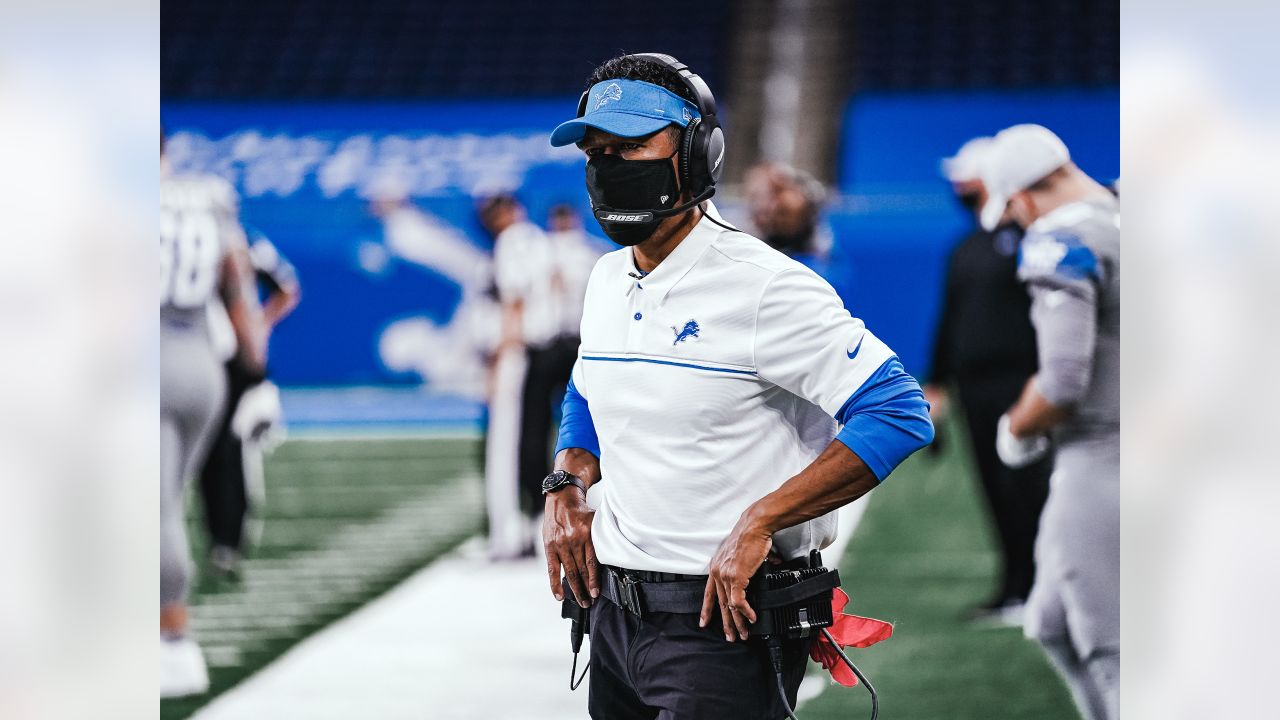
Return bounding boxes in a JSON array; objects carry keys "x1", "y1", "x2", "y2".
[
  {"x1": 162, "y1": 100, "x2": 594, "y2": 386},
  {"x1": 163, "y1": 89, "x2": 1116, "y2": 387}
]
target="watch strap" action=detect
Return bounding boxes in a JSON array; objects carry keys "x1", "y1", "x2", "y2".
[{"x1": 542, "y1": 470, "x2": 586, "y2": 495}]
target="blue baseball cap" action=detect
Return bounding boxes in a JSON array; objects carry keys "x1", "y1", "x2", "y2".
[{"x1": 550, "y1": 78, "x2": 699, "y2": 147}]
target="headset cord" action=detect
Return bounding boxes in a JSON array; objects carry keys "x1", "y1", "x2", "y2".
[
  {"x1": 768, "y1": 643, "x2": 800, "y2": 720},
  {"x1": 569, "y1": 652, "x2": 590, "y2": 691},
  {"x1": 698, "y1": 204, "x2": 743, "y2": 234},
  {"x1": 820, "y1": 627, "x2": 879, "y2": 720}
]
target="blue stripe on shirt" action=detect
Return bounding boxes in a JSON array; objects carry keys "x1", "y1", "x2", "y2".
[
  {"x1": 582, "y1": 355, "x2": 756, "y2": 375},
  {"x1": 554, "y1": 376, "x2": 600, "y2": 459},
  {"x1": 833, "y1": 356, "x2": 935, "y2": 481}
]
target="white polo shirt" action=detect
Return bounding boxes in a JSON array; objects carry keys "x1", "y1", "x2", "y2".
[{"x1": 571, "y1": 204, "x2": 896, "y2": 574}]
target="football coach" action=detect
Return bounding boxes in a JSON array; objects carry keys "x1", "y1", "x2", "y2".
[{"x1": 542, "y1": 53, "x2": 934, "y2": 719}]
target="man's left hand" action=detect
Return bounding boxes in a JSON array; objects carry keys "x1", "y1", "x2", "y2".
[{"x1": 700, "y1": 518, "x2": 772, "y2": 642}]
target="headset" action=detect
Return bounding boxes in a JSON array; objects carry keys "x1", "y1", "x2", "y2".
[{"x1": 575, "y1": 52, "x2": 726, "y2": 204}]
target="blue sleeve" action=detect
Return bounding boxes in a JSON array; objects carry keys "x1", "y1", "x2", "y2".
[
  {"x1": 833, "y1": 357, "x2": 934, "y2": 481},
  {"x1": 554, "y1": 376, "x2": 600, "y2": 459}
]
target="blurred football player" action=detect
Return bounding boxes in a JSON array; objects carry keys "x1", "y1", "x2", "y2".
[
  {"x1": 197, "y1": 227, "x2": 299, "y2": 579},
  {"x1": 983, "y1": 125, "x2": 1120, "y2": 720},
  {"x1": 926, "y1": 137, "x2": 1051, "y2": 622},
  {"x1": 160, "y1": 133, "x2": 267, "y2": 697}
]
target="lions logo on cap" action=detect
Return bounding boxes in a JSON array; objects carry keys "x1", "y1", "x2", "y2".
[{"x1": 593, "y1": 83, "x2": 623, "y2": 111}]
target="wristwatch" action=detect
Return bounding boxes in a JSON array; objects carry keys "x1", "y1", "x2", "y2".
[{"x1": 541, "y1": 469, "x2": 586, "y2": 496}]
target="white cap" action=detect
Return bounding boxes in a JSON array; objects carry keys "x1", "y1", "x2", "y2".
[
  {"x1": 940, "y1": 136, "x2": 992, "y2": 183},
  {"x1": 978, "y1": 124, "x2": 1070, "y2": 231}
]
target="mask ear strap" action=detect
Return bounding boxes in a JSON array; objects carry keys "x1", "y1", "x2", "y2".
[{"x1": 1011, "y1": 190, "x2": 1031, "y2": 224}]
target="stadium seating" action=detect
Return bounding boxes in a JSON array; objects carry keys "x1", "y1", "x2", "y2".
[
  {"x1": 850, "y1": 0, "x2": 1119, "y2": 90},
  {"x1": 162, "y1": 0, "x2": 729, "y2": 98}
]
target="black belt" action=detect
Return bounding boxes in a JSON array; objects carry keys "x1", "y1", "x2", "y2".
[{"x1": 599, "y1": 566, "x2": 708, "y2": 617}]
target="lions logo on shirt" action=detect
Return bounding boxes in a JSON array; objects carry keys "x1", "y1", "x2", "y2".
[{"x1": 671, "y1": 320, "x2": 700, "y2": 345}]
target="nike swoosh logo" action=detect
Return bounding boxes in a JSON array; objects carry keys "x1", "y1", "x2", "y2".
[{"x1": 846, "y1": 335, "x2": 865, "y2": 360}]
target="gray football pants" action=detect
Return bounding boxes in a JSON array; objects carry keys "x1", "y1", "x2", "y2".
[
  {"x1": 1027, "y1": 435, "x2": 1120, "y2": 719},
  {"x1": 1042, "y1": 640, "x2": 1119, "y2": 720},
  {"x1": 160, "y1": 330, "x2": 226, "y2": 608}
]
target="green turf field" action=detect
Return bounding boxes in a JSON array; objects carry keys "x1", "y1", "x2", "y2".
[
  {"x1": 801, "y1": 414, "x2": 1079, "y2": 719},
  {"x1": 163, "y1": 414, "x2": 1079, "y2": 719},
  {"x1": 161, "y1": 436, "x2": 484, "y2": 720}
]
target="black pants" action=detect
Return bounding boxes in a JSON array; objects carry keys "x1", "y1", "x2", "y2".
[
  {"x1": 957, "y1": 374, "x2": 1052, "y2": 603},
  {"x1": 518, "y1": 336, "x2": 579, "y2": 514},
  {"x1": 588, "y1": 598, "x2": 811, "y2": 720},
  {"x1": 198, "y1": 361, "x2": 256, "y2": 551}
]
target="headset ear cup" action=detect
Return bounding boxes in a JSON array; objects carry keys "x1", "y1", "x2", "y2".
[
  {"x1": 682, "y1": 118, "x2": 722, "y2": 197},
  {"x1": 705, "y1": 124, "x2": 725, "y2": 185},
  {"x1": 680, "y1": 118, "x2": 699, "y2": 193}
]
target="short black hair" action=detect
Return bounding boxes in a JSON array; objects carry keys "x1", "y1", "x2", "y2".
[
  {"x1": 585, "y1": 54, "x2": 696, "y2": 105},
  {"x1": 477, "y1": 193, "x2": 520, "y2": 220}
]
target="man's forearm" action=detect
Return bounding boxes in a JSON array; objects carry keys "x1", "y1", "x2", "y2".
[
  {"x1": 1007, "y1": 375, "x2": 1071, "y2": 438},
  {"x1": 546, "y1": 447, "x2": 602, "y2": 606},
  {"x1": 554, "y1": 448, "x2": 601, "y2": 488},
  {"x1": 500, "y1": 299, "x2": 525, "y2": 347},
  {"x1": 262, "y1": 287, "x2": 300, "y2": 328},
  {"x1": 740, "y1": 440, "x2": 878, "y2": 536},
  {"x1": 222, "y1": 246, "x2": 268, "y2": 374}
]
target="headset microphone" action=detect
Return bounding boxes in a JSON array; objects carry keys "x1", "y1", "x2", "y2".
[{"x1": 593, "y1": 186, "x2": 716, "y2": 225}]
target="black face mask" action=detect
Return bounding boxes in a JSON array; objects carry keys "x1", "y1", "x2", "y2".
[
  {"x1": 956, "y1": 192, "x2": 982, "y2": 213},
  {"x1": 764, "y1": 229, "x2": 815, "y2": 257},
  {"x1": 585, "y1": 150, "x2": 681, "y2": 246}
]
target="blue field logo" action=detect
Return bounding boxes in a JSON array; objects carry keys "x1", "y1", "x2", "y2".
[{"x1": 671, "y1": 320, "x2": 700, "y2": 345}]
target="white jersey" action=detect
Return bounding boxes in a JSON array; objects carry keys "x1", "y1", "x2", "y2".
[
  {"x1": 546, "y1": 228, "x2": 603, "y2": 338},
  {"x1": 494, "y1": 221, "x2": 600, "y2": 347},
  {"x1": 573, "y1": 204, "x2": 897, "y2": 574},
  {"x1": 160, "y1": 173, "x2": 240, "y2": 330}
]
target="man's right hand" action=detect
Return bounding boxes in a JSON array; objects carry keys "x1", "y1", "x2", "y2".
[{"x1": 543, "y1": 488, "x2": 599, "y2": 608}]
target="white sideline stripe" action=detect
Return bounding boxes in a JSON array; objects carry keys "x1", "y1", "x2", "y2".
[
  {"x1": 192, "y1": 538, "x2": 587, "y2": 720},
  {"x1": 193, "y1": 499, "x2": 872, "y2": 720},
  {"x1": 286, "y1": 425, "x2": 480, "y2": 441}
]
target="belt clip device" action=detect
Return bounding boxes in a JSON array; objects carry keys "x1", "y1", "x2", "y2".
[{"x1": 749, "y1": 550, "x2": 879, "y2": 720}]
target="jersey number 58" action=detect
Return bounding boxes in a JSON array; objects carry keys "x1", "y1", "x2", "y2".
[{"x1": 160, "y1": 208, "x2": 221, "y2": 309}]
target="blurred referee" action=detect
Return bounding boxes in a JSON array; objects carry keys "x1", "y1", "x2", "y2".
[
  {"x1": 480, "y1": 195, "x2": 596, "y2": 559},
  {"x1": 541, "y1": 53, "x2": 933, "y2": 718}
]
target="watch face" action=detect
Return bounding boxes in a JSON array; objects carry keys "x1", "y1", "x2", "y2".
[{"x1": 542, "y1": 471, "x2": 567, "y2": 494}]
